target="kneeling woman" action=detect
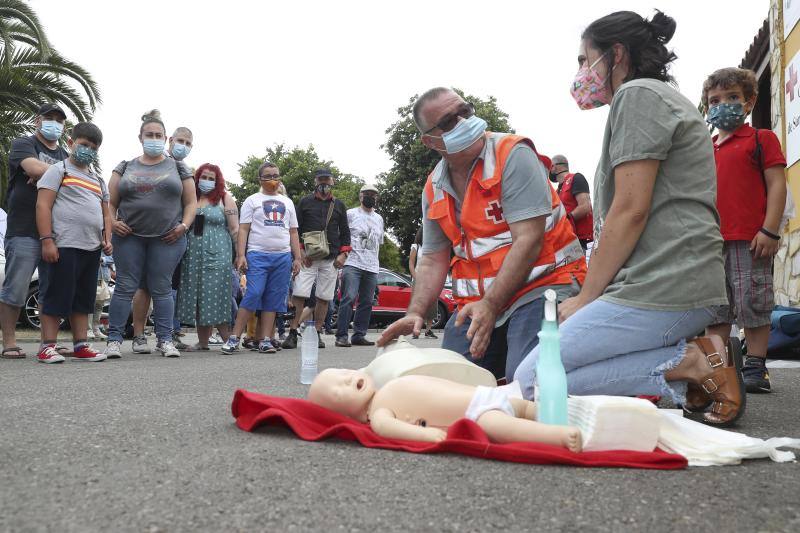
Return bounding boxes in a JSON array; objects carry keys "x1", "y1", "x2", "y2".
[
  {"x1": 176, "y1": 164, "x2": 239, "y2": 350},
  {"x1": 514, "y1": 10, "x2": 744, "y2": 425}
]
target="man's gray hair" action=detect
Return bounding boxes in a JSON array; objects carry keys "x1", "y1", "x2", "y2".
[
  {"x1": 551, "y1": 154, "x2": 569, "y2": 168},
  {"x1": 257, "y1": 160, "x2": 278, "y2": 177},
  {"x1": 172, "y1": 126, "x2": 193, "y2": 138},
  {"x1": 412, "y1": 87, "x2": 455, "y2": 132}
]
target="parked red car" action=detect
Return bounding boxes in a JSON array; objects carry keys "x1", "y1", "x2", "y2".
[{"x1": 337, "y1": 268, "x2": 456, "y2": 329}]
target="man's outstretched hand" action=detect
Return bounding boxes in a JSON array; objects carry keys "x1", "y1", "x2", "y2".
[
  {"x1": 454, "y1": 300, "x2": 497, "y2": 359},
  {"x1": 377, "y1": 314, "x2": 425, "y2": 347}
]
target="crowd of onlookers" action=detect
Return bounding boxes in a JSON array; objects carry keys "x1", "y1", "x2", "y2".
[{"x1": 0, "y1": 107, "x2": 387, "y2": 363}]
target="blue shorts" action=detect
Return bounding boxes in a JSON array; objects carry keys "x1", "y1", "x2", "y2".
[
  {"x1": 0, "y1": 236, "x2": 50, "y2": 308},
  {"x1": 240, "y1": 251, "x2": 292, "y2": 312}
]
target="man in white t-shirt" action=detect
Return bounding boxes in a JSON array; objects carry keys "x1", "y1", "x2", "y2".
[
  {"x1": 222, "y1": 162, "x2": 301, "y2": 354},
  {"x1": 335, "y1": 184, "x2": 384, "y2": 347}
]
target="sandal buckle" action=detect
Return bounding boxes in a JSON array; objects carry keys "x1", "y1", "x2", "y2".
[
  {"x1": 706, "y1": 351, "x2": 723, "y2": 368},
  {"x1": 701, "y1": 378, "x2": 719, "y2": 394}
]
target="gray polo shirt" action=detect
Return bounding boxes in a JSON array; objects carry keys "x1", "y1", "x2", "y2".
[{"x1": 421, "y1": 139, "x2": 576, "y2": 324}]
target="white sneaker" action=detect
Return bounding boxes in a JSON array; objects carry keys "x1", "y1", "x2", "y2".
[
  {"x1": 87, "y1": 330, "x2": 95, "y2": 340},
  {"x1": 207, "y1": 333, "x2": 224, "y2": 345},
  {"x1": 132, "y1": 335, "x2": 151, "y2": 354},
  {"x1": 221, "y1": 336, "x2": 240, "y2": 354},
  {"x1": 93, "y1": 328, "x2": 107, "y2": 340},
  {"x1": 156, "y1": 340, "x2": 180, "y2": 358},
  {"x1": 104, "y1": 341, "x2": 122, "y2": 359}
]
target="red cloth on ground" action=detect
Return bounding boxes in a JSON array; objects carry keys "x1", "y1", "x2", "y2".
[{"x1": 232, "y1": 389, "x2": 687, "y2": 470}]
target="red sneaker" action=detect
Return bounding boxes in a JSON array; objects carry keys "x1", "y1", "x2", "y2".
[
  {"x1": 72, "y1": 344, "x2": 107, "y2": 362},
  {"x1": 37, "y1": 345, "x2": 65, "y2": 364}
]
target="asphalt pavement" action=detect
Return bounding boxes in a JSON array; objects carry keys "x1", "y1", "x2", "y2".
[{"x1": 1, "y1": 331, "x2": 799, "y2": 532}]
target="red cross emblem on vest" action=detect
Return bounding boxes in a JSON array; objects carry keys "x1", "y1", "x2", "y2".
[{"x1": 484, "y1": 200, "x2": 504, "y2": 224}]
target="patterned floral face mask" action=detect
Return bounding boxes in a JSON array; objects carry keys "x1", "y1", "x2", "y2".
[
  {"x1": 706, "y1": 103, "x2": 746, "y2": 131},
  {"x1": 570, "y1": 53, "x2": 614, "y2": 110}
]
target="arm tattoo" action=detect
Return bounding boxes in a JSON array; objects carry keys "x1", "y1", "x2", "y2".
[{"x1": 224, "y1": 208, "x2": 238, "y2": 216}]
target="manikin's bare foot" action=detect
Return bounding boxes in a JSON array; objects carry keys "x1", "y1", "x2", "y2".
[{"x1": 562, "y1": 426, "x2": 583, "y2": 453}]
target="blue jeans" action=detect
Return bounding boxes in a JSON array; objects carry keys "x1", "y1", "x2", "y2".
[
  {"x1": 336, "y1": 266, "x2": 377, "y2": 341},
  {"x1": 107, "y1": 234, "x2": 187, "y2": 343},
  {"x1": 513, "y1": 299, "x2": 716, "y2": 404},
  {"x1": 443, "y1": 297, "x2": 545, "y2": 383}
]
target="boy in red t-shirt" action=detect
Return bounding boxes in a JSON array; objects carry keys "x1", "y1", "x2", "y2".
[{"x1": 702, "y1": 67, "x2": 787, "y2": 393}]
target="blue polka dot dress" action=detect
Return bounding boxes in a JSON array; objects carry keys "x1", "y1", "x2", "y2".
[{"x1": 176, "y1": 204, "x2": 232, "y2": 326}]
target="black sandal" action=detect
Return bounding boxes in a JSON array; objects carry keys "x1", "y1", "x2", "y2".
[{"x1": 1, "y1": 347, "x2": 27, "y2": 359}]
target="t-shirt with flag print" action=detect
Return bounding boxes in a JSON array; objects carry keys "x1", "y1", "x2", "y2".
[
  {"x1": 38, "y1": 159, "x2": 109, "y2": 251},
  {"x1": 240, "y1": 192, "x2": 298, "y2": 254}
]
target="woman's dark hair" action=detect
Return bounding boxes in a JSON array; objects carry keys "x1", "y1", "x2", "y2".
[
  {"x1": 582, "y1": 10, "x2": 677, "y2": 84},
  {"x1": 414, "y1": 226, "x2": 423, "y2": 246}
]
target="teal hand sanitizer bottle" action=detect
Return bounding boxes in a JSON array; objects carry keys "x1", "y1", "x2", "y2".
[{"x1": 536, "y1": 289, "x2": 568, "y2": 425}]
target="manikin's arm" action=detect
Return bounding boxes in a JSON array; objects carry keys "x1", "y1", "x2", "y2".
[{"x1": 370, "y1": 408, "x2": 447, "y2": 443}]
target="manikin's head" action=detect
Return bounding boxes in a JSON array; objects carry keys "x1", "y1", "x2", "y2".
[{"x1": 307, "y1": 369, "x2": 376, "y2": 423}]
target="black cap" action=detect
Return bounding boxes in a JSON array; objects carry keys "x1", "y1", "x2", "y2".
[
  {"x1": 37, "y1": 103, "x2": 67, "y2": 120},
  {"x1": 314, "y1": 168, "x2": 333, "y2": 179}
]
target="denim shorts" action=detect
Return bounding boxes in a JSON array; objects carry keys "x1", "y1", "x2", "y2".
[
  {"x1": 241, "y1": 251, "x2": 292, "y2": 312},
  {"x1": 0, "y1": 236, "x2": 47, "y2": 307}
]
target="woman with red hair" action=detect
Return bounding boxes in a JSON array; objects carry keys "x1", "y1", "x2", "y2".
[{"x1": 176, "y1": 163, "x2": 239, "y2": 350}]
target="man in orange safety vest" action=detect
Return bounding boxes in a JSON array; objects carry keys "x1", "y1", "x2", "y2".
[{"x1": 378, "y1": 88, "x2": 586, "y2": 382}]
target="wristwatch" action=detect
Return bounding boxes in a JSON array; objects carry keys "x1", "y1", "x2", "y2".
[{"x1": 180, "y1": 223, "x2": 189, "y2": 232}]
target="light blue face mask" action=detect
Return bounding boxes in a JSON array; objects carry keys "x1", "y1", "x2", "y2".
[
  {"x1": 40, "y1": 120, "x2": 64, "y2": 141},
  {"x1": 72, "y1": 144, "x2": 97, "y2": 166},
  {"x1": 198, "y1": 180, "x2": 215, "y2": 194},
  {"x1": 435, "y1": 115, "x2": 488, "y2": 154},
  {"x1": 143, "y1": 139, "x2": 166, "y2": 157},
  {"x1": 171, "y1": 142, "x2": 191, "y2": 160}
]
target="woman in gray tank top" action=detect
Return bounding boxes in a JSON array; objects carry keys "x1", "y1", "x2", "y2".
[{"x1": 103, "y1": 110, "x2": 197, "y2": 359}]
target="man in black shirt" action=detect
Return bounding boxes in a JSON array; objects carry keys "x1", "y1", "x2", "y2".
[
  {"x1": 1, "y1": 104, "x2": 68, "y2": 359},
  {"x1": 282, "y1": 168, "x2": 351, "y2": 349}
]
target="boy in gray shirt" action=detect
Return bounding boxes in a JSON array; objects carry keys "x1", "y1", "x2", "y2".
[{"x1": 35, "y1": 122, "x2": 113, "y2": 363}]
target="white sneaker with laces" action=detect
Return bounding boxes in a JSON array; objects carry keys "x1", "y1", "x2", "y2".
[
  {"x1": 156, "y1": 340, "x2": 180, "y2": 358},
  {"x1": 207, "y1": 333, "x2": 224, "y2": 345},
  {"x1": 93, "y1": 328, "x2": 107, "y2": 340},
  {"x1": 104, "y1": 341, "x2": 122, "y2": 359},
  {"x1": 132, "y1": 335, "x2": 151, "y2": 354}
]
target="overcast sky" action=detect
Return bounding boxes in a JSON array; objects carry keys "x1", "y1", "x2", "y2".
[{"x1": 31, "y1": 0, "x2": 771, "y2": 190}]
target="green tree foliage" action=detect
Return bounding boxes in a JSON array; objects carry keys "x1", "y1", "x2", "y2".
[
  {"x1": 377, "y1": 89, "x2": 514, "y2": 258},
  {"x1": 378, "y1": 237, "x2": 404, "y2": 274},
  {"x1": 1, "y1": 0, "x2": 101, "y2": 205},
  {"x1": 230, "y1": 143, "x2": 364, "y2": 208}
]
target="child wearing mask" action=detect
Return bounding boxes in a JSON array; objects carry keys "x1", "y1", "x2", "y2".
[
  {"x1": 36, "y1": 122, "x2": 113, "y2": 363},
  {"x1": 702, "y1": 67, "x2": 788, "y2": 393}
]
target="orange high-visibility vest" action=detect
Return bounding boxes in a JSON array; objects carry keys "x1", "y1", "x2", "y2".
[{"x1": 424, "y1": 133, "x2": 587, "y2": 310}]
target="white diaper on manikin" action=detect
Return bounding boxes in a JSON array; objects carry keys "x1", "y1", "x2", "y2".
[{"x1": 465, "y1": 383, "x2": 521, "y2": 421}]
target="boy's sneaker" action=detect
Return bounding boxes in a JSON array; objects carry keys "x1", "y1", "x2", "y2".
[
  {"x1": 318, "y1": 336, "x2": 326, "y2": 349},
  {"x1": 72, "y1": 344, "x2": 107, "y2": 362},
  {"x1": 425, "y1": 330, "x2": 438, "y2": 339},
  {"x1": 156, "y1": 340, "x2": 180, "y2": 358},
  {"x1": 37, "y1": 345, "x2": 65, "y2": 364},
  {"x1": 208, "y1": 333, "x2": 224, "y2": 345},
  {"x1": 104, "y1": 341, "x2": 122, "y2": 359},
  {"x1": 132, "y1": 335, "x2": 151, "y2": 354},
  {"x1": 282, "y1": 329, "x2": 298, "y2": 349},
  {"x1": 221, "y1": 336, "x2": 240, "y2": 354},
  {"x1": 742, "y1": 356, "x2": 771, "y2": 393},
  {"x1": 270, "y1": 338, "x2": 282, "y2": 352},
  {"x1": 258, "y1": 339, "x2": 277, "y2": 354}
]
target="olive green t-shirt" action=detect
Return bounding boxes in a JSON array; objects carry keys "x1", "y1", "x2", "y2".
[{"x1": 593, "y1": 78, "x2": 727, "y2": 311}]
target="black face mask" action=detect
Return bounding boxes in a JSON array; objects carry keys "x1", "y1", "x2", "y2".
[
  {"x1": 549, "y1": 171, "x2": 559, "y2": 183},
  {"x1": 362, "y1": 196, "x2": 376, "y2": 209},
  {"x1": 315, "y1": 183, "x2": 332, "y2": 196}
]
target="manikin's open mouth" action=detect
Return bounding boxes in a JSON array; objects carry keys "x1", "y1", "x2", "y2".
[{"x1": 356, "y1": 378, "x2": 365, "y2": 391}]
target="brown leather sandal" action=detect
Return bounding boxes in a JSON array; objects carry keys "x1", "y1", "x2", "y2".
[
  {"x1": 682, "y1": 338, "x2": 745, "y2": 413},
  {"x1": 690, "y1": 337, "x2": 746, "y2": 427}
]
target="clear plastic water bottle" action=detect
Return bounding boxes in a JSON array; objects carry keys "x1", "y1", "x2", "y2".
[
  {"x1": 536, "y1": 289, "x2": 568, "y2": 425},
  {"x1": 300, "y1": 321, "x2": 318, "y2": 384}
]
